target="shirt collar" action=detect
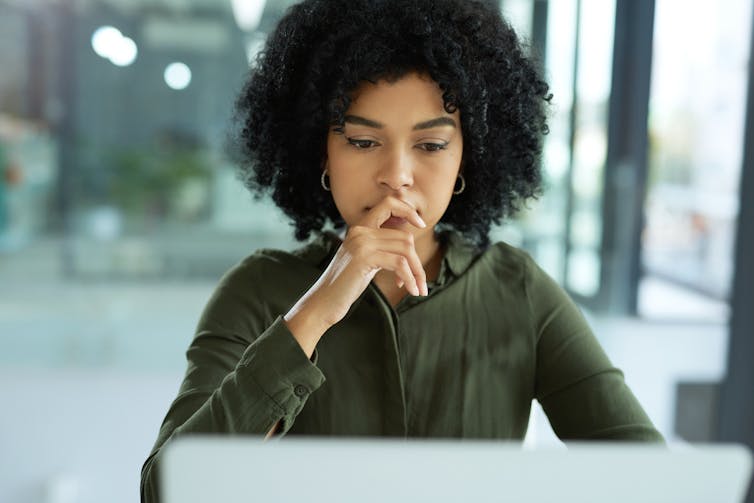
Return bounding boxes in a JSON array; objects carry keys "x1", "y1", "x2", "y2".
[{"x1": 438, "y1": 228, "x2": 478, "y2": 277}]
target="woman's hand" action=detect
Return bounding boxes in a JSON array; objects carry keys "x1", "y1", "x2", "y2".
[
  {"x1": 283, "y1": 195, "x2": 428, "y2": 357},
  {"x1": 318, "y1": 195, "x2": 429, "y2": 319}
]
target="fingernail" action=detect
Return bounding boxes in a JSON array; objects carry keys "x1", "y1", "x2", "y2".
[
  {"x1": 417, "y1": 215, "x2": 427, "y2": 228},
  {"x1": 422, "y1": 281, "x2": 428, "y2": 296}
]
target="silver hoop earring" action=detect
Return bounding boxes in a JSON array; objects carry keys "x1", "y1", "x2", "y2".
[
  {"x1": 453, "y1": 173, "x2": 465, "y2": 195},
  {"x1": 321, "y1": 170, "x2": 331, "y2": 191}
]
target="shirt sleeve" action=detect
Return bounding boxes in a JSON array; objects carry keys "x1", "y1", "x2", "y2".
[
  {"x1": 526, "y1": 257, "x2": 664, "y2": 443},
  {"x1": 140, "y1": 257, "x2": 326, "y2": 503}
]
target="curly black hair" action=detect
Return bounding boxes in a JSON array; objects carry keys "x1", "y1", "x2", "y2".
[{"x1": 230, "y1": 0, "x2": 551, "y2": 249}]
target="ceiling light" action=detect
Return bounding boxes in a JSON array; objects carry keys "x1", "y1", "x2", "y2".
[
  {"x1": 164, "y1": 62, "x2": 192, "y2": 90},
  {"x1": 230, "y1": 0, "x2": 266, "y2": 31}
]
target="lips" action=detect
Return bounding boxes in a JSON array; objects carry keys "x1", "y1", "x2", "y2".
[
  {"x1": 365, "y1": 201, "x2": 419, "y2": 213},
  {"x1": 365, "y1": 200, "x2": 419, "y2": 227},
  {"x1": 381, "y1": 216, "x2": 407, "y2": 228}
]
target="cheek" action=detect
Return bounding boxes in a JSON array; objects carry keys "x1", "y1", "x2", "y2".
[
  {"x1": 427, "y1": 154, "x2": 462, "y2": 185},
  {"x1": 418, "y1": 170, "x2": 459, "y2": 213},
  {"x1": 325, "y1": 134, "x2": 355, "y2": 166},
  {"x1": 326, "y1": 139, "x2": 364, "y2": 174}
]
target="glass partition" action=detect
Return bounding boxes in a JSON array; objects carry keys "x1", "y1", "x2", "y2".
[
  {"x1": 494, "y1": 0, "x2": 615, "y2": 296},
  {"x1": 640, "y1": 0, "x2": 752, "y2": 320}
]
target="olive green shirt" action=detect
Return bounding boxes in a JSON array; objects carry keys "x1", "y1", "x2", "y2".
[{"x1": 141, "y1": 230, "x2": 663, "y2": 502}]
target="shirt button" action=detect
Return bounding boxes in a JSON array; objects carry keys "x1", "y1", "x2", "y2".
[{"x1": 294, "y1": 384, "x2": 308, "y2": 397}]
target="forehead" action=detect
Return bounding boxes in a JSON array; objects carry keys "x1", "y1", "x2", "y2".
[{"x1": 346, "y1": 72, "x2": 457, "y2": 120}]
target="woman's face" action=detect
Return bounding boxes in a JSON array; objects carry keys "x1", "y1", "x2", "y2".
[{"x1": 325, "y1": 72, "x2": 463, "y2": 246}]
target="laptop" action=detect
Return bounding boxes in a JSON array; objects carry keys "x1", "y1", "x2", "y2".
[{"x1": 160, "y1": 436, "x2": 752, "y2": 503}]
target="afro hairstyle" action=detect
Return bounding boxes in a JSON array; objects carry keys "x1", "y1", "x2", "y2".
[{"x1": 230, "y1": 0, "x2": 551, "y2": 249}]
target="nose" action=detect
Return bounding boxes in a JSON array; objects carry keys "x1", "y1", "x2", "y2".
[{"x1": 377, "y1": 148, "x2": 413, "y2": 191}]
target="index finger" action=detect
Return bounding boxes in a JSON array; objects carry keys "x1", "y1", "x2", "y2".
[{"x1": 361, "y1": 197, "x2": 427, "y2": 230}]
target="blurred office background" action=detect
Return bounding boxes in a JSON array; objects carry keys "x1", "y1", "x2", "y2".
[{"x1": 1, "y1": 0, "x2": 752, "y2": 501}]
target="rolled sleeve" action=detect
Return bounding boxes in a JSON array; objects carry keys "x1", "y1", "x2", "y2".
[{"x1": 236, "y1": 315, "x2": 326, "y2": 431}]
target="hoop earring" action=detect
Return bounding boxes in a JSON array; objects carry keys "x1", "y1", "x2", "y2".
[
  {"x1": 453, "y1": 173, "x2": 465, "y2": 195},
  {"x1": 321, "y1": 170, "x2": 331, "y2": 191}
]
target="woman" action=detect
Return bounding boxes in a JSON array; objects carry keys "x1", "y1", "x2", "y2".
[{"x1": 141, "y1": 0, "x2": 663, "y2": 500}]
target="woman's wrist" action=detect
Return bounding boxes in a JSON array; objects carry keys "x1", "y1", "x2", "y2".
[{"x1": 283, "y1": 293, "x2": 335, "y2": 359}]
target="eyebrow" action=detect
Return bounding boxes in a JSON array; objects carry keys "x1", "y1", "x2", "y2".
[{"x1": 343, "y1": 114, "x2": 457, "y2": 130}]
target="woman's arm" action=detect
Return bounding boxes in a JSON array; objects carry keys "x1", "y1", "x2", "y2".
[
  {"x1": 139, "y1": 259, "x2": 328, "y2": 503},
  {"x1": 526, "y1": 257, "x2": 664, "y2": 442},
  {"x1": 263, "y1": 297, "x2": 335, "y2": 439}
]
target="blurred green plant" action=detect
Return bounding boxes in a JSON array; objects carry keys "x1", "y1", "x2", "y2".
[{"x1": 106, "y1": 145, "x2": 213, "y2": 226}]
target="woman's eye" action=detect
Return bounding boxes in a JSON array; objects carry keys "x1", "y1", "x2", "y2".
[
  {"x1": 419, "y1": 142, "x2": 449, "y2": 152},
  {"x1": 347, "y1": 138, "x2": 378, "y2": 149}
]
